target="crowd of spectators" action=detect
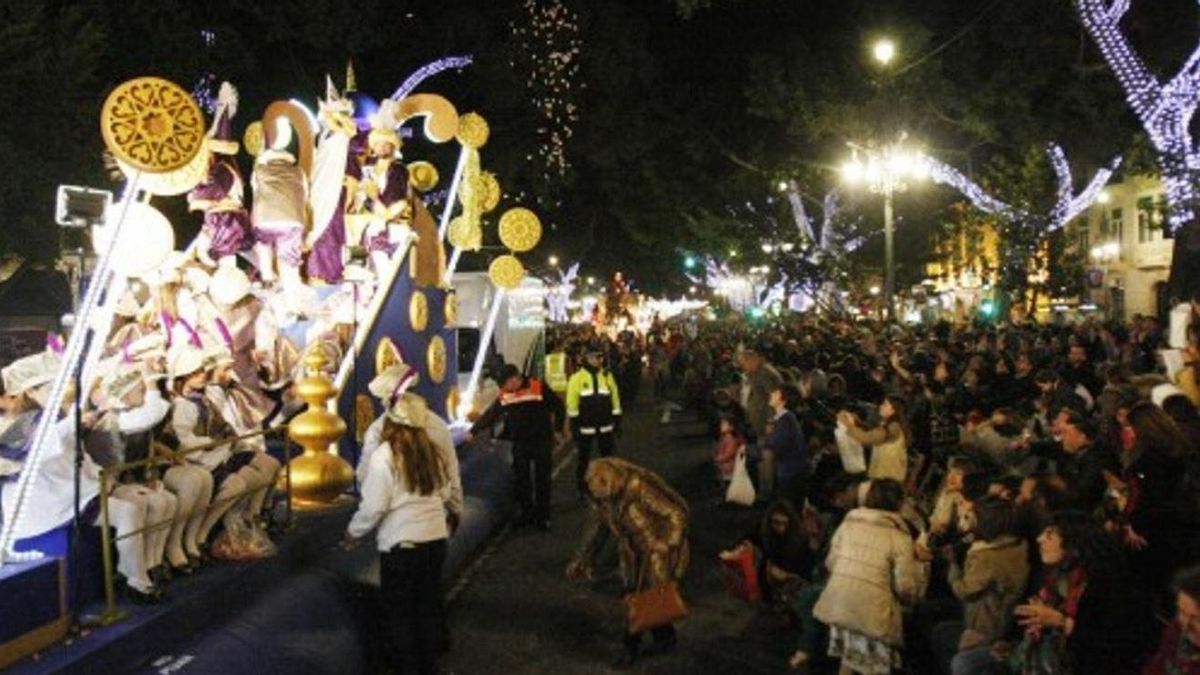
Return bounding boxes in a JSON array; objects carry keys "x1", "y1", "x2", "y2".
[{"x1": 690, "y1": 308, "x2": 1200, "y2": 674}]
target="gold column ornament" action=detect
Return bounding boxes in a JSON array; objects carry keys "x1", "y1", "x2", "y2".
[
  {"x1": 409, "y1": 290, "x2": 429, "y2": 332},
  {"x1": 286, "y1": 350, "x2": 353, "y2": 506},
  {"x1": 100, "y1": 77, "x2": 206, "y2": 173},
  {"x1": 427, "y1": 335, "x2": 448, "y2": 384}
]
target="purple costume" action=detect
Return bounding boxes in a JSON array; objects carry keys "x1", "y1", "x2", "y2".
[
  {"x1": 363, "y1": 158, "x2": 409, "y2": 256},
  {"x1": 306, "y1": 132, "x2": 366, "y2": 282},
  {"x1": 188, "y1": 157, "x2": 252, "y2": 260}
]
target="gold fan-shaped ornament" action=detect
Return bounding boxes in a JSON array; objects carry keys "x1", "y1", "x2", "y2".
[
  {"x1": 448, "y1": 216, "x2": 482, "y2": 251},
  {"x1": 427, "y1": 335, "x2": 448, "y2": 384},
  {"x1": 116, "y1": 142, "x2": 211, "y2": 196},
  {"x1": 489, "y1": 255, "x2": 526, "y2": 290},
  {"x1": 477, "y1": 172, "x2": 501, "y2": 213},
  {"x1": 409, "y1": 291, "x2": 429, "y2": 332},
  {"x1": 498, "y1": 208, "x2": 542, "y2": 253},
  {"x1": 408, "y1": 161, "x2": 439, "y2": 192},
  {"x1": 100, "y1": 77, "x2": 206, "y2": 173},
  {"x1": 456, "y1": 112, "x2": 490, "y2": 149},
  {"x1": 243, "y1": 121, "x2": 265, "y2": 157}
]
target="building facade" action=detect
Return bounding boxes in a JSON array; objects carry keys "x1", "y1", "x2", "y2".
[{"x1": 1073, "y1": 174, "x2": 1172, "y2": 321}]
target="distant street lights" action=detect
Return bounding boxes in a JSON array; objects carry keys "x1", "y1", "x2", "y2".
[{"x1": 842, "y1": 136, "x2": 927, "y2": 320}]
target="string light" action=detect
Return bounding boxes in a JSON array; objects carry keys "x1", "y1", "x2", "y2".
[
  {"x1": 919, "y1": 144, "x2": 1119, "y2": 231},
  {"x1": 511, "y1": 0, "x2": 582, "y2": 180},
  {"x1": 390, "y1": 55, "x2": 473, "y2": 100},
  {"x1": 1077, "y1": 0, "x2": 1200, "y2": 229}
]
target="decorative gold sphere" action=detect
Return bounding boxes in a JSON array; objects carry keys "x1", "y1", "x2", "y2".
[
  {"x1": 478, "y1": 172, "x2": 501, "y2": 213},
  {"x1": 408, "y1": 161, "x2": 439, "y2": 192},
  {"x1": 100, "y1": 77, "x2": 206, "y2": 173},
  {"x1": 409, "y1": 290, "x2": 429, "y2": 332},
  {"x1": 286, "y1": 349, "x2": 353, "y2": 506},
  {"x1": 243, "y1": 121, "x2": 265, "y2": 157},
  {"x1": 448, "y1": 216, "x2": 482, "y2": 251},
  {"x1": 427, "y1": 335, "x2": 448, "y2": 384},
  {"x1": 489, "y1": 254, "x2": 526, "y2": 290},
  {"x1": 456, "y1": 112, "x2": 490, "y2": 149},
  {"x1": 498, "y1": 208, "x2": 542, "y2": 253}
]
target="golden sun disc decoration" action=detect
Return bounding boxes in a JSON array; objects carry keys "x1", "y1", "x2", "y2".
[
  {"x1": 445, "y1": 292, "x2": 459, "y2": 325},
  {"x1": 489, "y1": 255, "x2": 526, "y2": 290},
  {"x1": 446, "y1": 387, "x2": 460, "y2": 419},
  {"x1": 116, "y1": 142, "x2": 211, "y2": 196},
  {"x1": 243, "y1": 121, "x2": 265, "y2": 157},
  {"x1": 427, "y1": 335, "x2": 448, "y2": 384},
  {"x1": 100, "y1": 77, "x2": 206, "y2": 173},
  {"x1": 498, "y1": 207, "x2": 542, "y2": 253},
  {"x1": 408, "y1": 161, "x2": 439, "y2": 192},
  {"x1": 409, "y1": 291, "x2": 429, "y2": 332},
  {"x1": 456, "y1": 112, "x2": 490, "y2": 149}
]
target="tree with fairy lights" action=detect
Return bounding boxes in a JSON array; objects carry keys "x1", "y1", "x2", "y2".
[{"x1": 1076, "y1": 0, "x2": 1200, "y2": 301}]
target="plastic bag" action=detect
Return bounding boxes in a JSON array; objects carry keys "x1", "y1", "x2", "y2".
[
  {"x1": 718, "y1": 544, "x2": 761, "y2": 601},
  {"x1": 725, "y1": 451, "x2": 756, "y2": 506},
  {"x1": 835, "y1": 421, "x2": 867, "y2": 473}
]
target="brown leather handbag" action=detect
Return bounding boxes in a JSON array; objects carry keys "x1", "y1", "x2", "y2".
[{"x1": 624, "y1": 563, "x2": 688, "y2": 634}]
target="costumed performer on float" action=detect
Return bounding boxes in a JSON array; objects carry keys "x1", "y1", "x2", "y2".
[
  {"x1": 188, "y1": 82, "x2": 252, "y2": 268},
  {"x1": 360, "y1": 99, "x2": 414, "y2": 276},
  {"x1": 252, "y1": 113, "x2": 309, "y2": 303},
  {"x1": 306, "y1": 76, "x2": 364, "y2": 284}
]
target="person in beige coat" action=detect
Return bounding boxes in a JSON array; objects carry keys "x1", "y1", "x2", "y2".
[
  {"x1": 838, "y1": 396, "x2": 911, "y2": 484},
  {"x1": 813, "y1": 479, "x2": 927, "y2": 675}
]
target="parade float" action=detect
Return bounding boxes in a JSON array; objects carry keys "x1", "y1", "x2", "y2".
[{"x1": 0, "y1": 61, "x2": 545, "y2": 670}]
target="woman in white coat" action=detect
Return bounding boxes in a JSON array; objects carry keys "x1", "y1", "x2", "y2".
[{"x1": 344, "y1": 385, "x2": 463, "y2": 675}]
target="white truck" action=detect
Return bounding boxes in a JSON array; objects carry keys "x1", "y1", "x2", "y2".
[{"x1": 450, "y1": 272, "x2": 547, "y2": 418}]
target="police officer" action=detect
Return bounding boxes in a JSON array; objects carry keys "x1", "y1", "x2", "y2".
[
  {"x1": 469, "y1": 364, "x2": 564, "y2": 530},
  {"x1": 566, "y1": 345, "x2": 622, "y2": 498}
]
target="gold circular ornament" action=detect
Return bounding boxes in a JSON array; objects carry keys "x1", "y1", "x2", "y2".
[
  {"x1": 100, "y1": 77, "x2": 206, "y2": 173},
  {"x1": 408, "y1": 161, "x2": 439, "y2": 192},
  {"x1": 243, "y1": 121, "x2": 265, "y2": 157},
  {"x1": 447, "y1": 216, "x2": 482, "y2": 251},
  {"x1": 427, "y1": 335, "x2": 448, "y2": 384},
  {"x1": 374, "y1": 338, "x2": 403, "y2": 379},
  {"x1": 409, "y1": 291, "x2": 429, "y2": 332},
  {"x1": 456, "y1": 112, "x2": 490, "y2": 149},
  {"x1": 446, "y1": 387, "x2": 460, "y2": 419},
  {"x1": 489, "y1": 255, "x2": 526, "y2": 290},
  {"x1": 116, "y1": 142, "x2": 211, "y2": 196},
  {"x1": 498, "y1": 208, "x2": 542, "y2": 253},
  {"x1": 478, "y1": 172, "x2": 501, "y2": 213},
  {"x1": 445, "y1": 292, "x2": 459, "y2": 325}
]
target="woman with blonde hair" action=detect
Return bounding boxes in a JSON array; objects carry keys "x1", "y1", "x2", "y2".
[
  {"x1": 566, "y1": 457, "x2": 689, "y2": 669},
  {"x1": 344, "y1": 389, "x2": 463, "y2": 675}
]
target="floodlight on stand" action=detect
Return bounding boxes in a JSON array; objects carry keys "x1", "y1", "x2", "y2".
[{"x1": 56, "y1": 185, "x2": 112, "y2": 228}]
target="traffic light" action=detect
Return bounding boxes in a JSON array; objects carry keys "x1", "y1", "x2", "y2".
[
  {"x1": 980, "y1": 299, "x2": 996, "y2": 318},
  {"x1": 684, "y1": 255, "x2": 696, "y2": 269}
]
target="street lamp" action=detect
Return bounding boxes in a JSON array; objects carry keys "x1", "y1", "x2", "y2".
[
  {"x1": 872, "y1": 38, "x2": 896, "y2": 66},
  {"x1": 548, "y1": 254, "x2": 559, "y2": 267},
  {"x1": 842, "y1": 136, "x2": 926, "y2": 320}
]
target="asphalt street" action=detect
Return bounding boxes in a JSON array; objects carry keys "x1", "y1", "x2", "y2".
[{"x1": 441, "y1": 394, "x2": 801, "y2": 675}]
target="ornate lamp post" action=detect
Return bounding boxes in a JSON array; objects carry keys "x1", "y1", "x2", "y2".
[{"x1": 842, "y1": 136, "x2": 926, "y2": 320}]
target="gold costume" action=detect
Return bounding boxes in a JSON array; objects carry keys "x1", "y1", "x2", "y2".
[{"x1": 575, "y1": 458, "x2": 689, "y2": 590}]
